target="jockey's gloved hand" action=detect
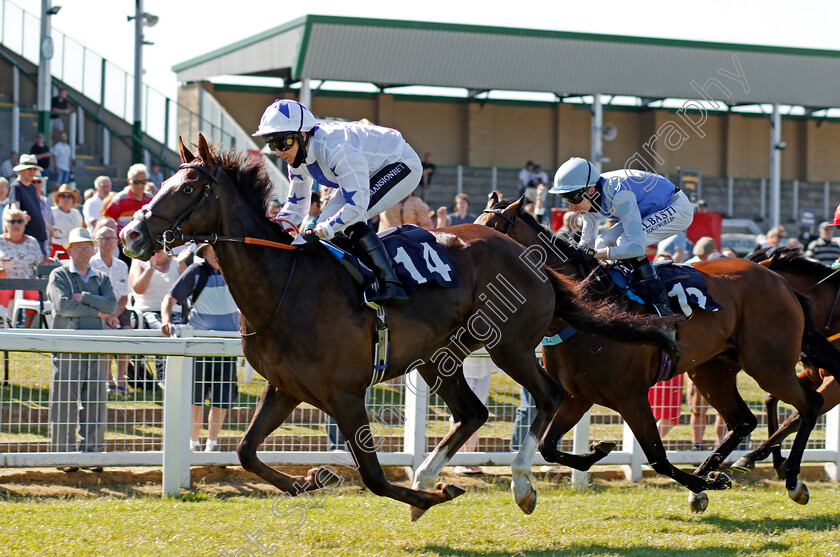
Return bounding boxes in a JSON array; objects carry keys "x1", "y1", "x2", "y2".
[
  {"x1": 572, "y1": 247, "x2": 597, "y2": 263},
  {"x1": 292, "y1": 229, "x2": 321, "y2": 247}
]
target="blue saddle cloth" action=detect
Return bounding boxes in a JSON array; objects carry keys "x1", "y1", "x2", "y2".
[
  {"x1": 321, "y1": 225, "x2": 458, "y2": 295},
  {"x1": 607, "y1": 261, "x2": 723, "y2": 317}
]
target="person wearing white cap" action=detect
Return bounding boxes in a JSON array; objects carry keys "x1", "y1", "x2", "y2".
[
  {"x1": 9, "y1": 154, "x2": 49, "y2": 256},
  {"x1": 252, "y1": 99, "x2": 423, "y2": 306},
  {"x1": 549, "y1": 157, "x2": 694, "y2": 316},
  {"x1": 46, "y1": 227, "x2": 116, "y2": 470}
]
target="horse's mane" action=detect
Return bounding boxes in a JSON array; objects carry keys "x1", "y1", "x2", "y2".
[
  {"x1": 748, "y1": 246, "x2": 840, "y2": 283},
  {"x1": 491, "y1": 198, "x2": 580, "y2": 255},
  {"x1": 204, "y1": 147, "x2": 292, "y2": 240}
]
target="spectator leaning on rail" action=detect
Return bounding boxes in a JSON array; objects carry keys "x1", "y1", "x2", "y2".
[
  {"x1": 46, "y1": 227, "x2": 116, "y2": 472},
  {"x1": 549, "y1": 157, "x2": 694, "y2": 316},
  {"x1": 252, "y1": 99, "x2": 424, "y2": 306},
  {"x1": 160, "y1": 244, "x2": 240, "y2": 452}
]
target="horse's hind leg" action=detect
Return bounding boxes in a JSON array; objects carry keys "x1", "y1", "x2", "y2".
[
  {"x1": 411, "y1": 363, "x2": 488, "y2": 494},
  {"x1": 238, "y1": 384, "x2": 338, "y2": 493},
  {"x1": 486, "y1": 344, "x2": 565, "y2": 513},
  {"x1": 538, "y1": 394, "x2": 612, "y2": 470},
  {"x1": 330, "y1": 390, "x2": 464, "y2": 521}
]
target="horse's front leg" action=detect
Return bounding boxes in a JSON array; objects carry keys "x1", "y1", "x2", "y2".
[
  {"x1": 238, "y1": 384, "x2": 339, "y2": 493},
  {"x1": 410, "y1": 364, "x2": 485, "y2": 506},
  {"x1": 331, "y1": 391, "x2": 465, "y2": 521}
]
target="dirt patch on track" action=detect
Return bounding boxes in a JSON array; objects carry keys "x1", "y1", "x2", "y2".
[{"x1": 0, "y1": 463, "x2": 831, "y2": 500}]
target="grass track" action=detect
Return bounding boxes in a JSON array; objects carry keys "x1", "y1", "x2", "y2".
[{"x1": 2, "y1": 478, "x2": 839, "y2": 556}]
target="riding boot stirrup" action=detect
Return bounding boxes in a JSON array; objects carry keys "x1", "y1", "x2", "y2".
[{"x1": 354, "y1": 231, "x2": 410, "y2": 307}]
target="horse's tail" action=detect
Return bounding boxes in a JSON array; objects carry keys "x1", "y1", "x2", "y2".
[
  {"x1": 545, "y1": 267, "x2": 680, "y2": 364},
  {"x1": 796, "y1": 290, "x2": 840, "y2": 380}
]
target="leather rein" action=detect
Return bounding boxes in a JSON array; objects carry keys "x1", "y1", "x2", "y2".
[{"x1": 137, "y1": 161, "x2": 299, "y2": 337}]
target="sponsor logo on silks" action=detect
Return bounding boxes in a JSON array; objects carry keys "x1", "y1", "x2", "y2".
[{"x1": 370, "y1": 163, "x2": 408, "y2": 199}]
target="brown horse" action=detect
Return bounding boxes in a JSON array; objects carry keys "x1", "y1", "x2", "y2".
[
  {"x1": 732, "y1": 247, "x2": 840, "y2": 476},
  {"x1": 119, "y1": 135, "x2": 676, "y2": 519},
  {"x1": 477, "y1": 195, "x2": 839, "y2": 511}
]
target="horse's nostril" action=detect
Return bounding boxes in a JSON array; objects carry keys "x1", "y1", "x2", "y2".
[{"x1": 125, "y1": 230, "x2": 140, "y2": 242}]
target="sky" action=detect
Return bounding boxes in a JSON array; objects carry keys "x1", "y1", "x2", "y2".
[{"x1": 13, "y1": 0, "x2": 840, "y2": 103}]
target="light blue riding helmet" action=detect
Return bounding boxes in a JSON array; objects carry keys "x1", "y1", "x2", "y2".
[{"x1": 549, "y1": 157, "x2": 601, "y2": 195}]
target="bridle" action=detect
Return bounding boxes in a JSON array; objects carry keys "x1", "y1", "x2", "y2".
[
  {"x1": 481, "y1": 207, "x2": 520, "y2": 244},
  {"x1": 135, "y1": 161, "x2": 299, "y2": 337}
]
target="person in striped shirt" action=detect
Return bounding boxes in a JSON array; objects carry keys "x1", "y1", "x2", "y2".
[{"x1": 103, "y1": 163, "x2": 154, "y2": 233}]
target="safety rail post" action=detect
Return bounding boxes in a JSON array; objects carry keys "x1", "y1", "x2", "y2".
[
  {"x1": 456, "y1": 165, "x2": 463, "y2": 195},
  {"x1": 622, "y1": 421, "x2": 643, "y2": 482},
  {"x1": 402, "y1": 368, "x2": 428, "y2": 480},
  {"x1": 162, "y1": 325, "x2": 194, "y2": 496},
  {"x1": 570, "y1": 410, "x2": 591, "y2": 489},
  {"x1": 825, "y1": 405, "x2": 840, "y2": 481}
]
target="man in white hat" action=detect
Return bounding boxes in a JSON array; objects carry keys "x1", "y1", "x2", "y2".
[
  {"x1": 9, "y1": 154, "x2": 49, "y2": 257},
  {"x1": 46, "y1": 227, "x2": 116, "y2": 471}
]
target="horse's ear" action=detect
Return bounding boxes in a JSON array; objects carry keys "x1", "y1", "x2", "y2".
[
  {"x1": 759, "y1": 256, "x2": 775, "y2": 267},
  {"x1": 512, "y1": 195, "x2": 527, "y2": 214},
  {"x1": 486, "y1": 191, "x2": 500, "y2": 209},
  {"x1": 178, "y1": 137, "x2": 195, "y2": 163},
  {"x1": 197, "y1": 134, "x2": 213, "y2": 165}
]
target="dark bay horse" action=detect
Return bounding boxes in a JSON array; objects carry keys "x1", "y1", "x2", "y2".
[
  {"x1": 120, "y1": 135, "x2": 676, "y2": 519},
  {"x1": 732, "y1": 247, "x2": 840, "y2": 476},
  {"x1": 477, "y1": 196, "x2": 840, "y2": 511}
]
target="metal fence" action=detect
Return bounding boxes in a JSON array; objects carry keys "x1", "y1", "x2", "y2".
[{"x1": 0, "y1": 328, "x2": 838, "y2": 496}]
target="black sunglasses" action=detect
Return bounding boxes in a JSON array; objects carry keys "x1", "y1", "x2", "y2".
[
  {"x1": 267, "y1": 133, "x2": 298, "y2": 152},
  {"x1": 560, "y1": 189, "x2": 587, "y2": 204},
  {"x1": 8, "y1": 219, "x2": 24, "y2": 224}
]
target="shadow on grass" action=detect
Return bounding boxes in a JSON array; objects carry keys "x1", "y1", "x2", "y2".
[
  {"x1": 412, "y1": 543, "x2": 790, "y2": 556},
  {"x1": 699, "y1": 513, "x2": 840, "y2": 533}
]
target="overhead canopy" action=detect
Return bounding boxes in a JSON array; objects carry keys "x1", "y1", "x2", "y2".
[{"x1": 173, "y1": 15, "x2": 840, "y2": 109}]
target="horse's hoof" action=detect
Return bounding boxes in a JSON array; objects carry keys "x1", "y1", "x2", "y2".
[
  {"x1": 707, "y1": 471, "x2": 732, "y2": 490},
  {"x1": 409, "y1": 505, "x2": 428, "y2": 522},
  {"x1": 312, "y1": 466, "x2": 342, "y2": 489},
  {"x1": 689, "y1": 491, "x2": 708, "y2": 513},
  {"x1": 788, "y1": 481, "x2": 809, "y2": 505},
  {"x1": 729, "y1": 457, "x2": 754, "y2": 474},
  {"x1": 516, "y1": 488, "x2": 538, "y2": 515},
  {"x1": 590, "y1": 440, "x2": 617, "y2": 456},
  {"x1": 435, "y1": 481, "x2": 466, "y2": 501}
]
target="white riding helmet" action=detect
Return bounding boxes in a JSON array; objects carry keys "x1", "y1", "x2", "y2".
[
  {"x1": 252, "y1": 99, "x2": 317, "y2": 137},
  {"x1": 549, "y1": 157, "x2": 601, "y2": 195}
]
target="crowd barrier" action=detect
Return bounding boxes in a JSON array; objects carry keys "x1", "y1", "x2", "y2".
[{"x1": 0, "y1": 327, "x2": 837, "y2": 495}]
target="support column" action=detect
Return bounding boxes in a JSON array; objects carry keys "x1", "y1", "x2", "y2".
[
  {"x1": 590, "y1": 94, "x2": 603, "y2": 172},
  {"x1": 299, "y1": 78, "x2": 311, "y2": 109},
  {"x1": 37, "y1": 0, "x2": 54, "y2": 137},
  {"x1": 769, "y1": 104, "x2": 782, "y2": 228}
]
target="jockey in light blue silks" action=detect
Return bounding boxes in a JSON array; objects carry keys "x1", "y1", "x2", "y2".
[
  {"x1": 253, "y1": 99, "x2": 424, "y2": 306},
  {"x1": 549, "y1": 157, "x2": 694, "y2": 316}
]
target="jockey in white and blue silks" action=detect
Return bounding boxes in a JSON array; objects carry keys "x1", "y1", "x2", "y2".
[
  {"x1": 253, "y1": 99, "x2": 423, "y2": 306},
  {"x1": 549, "y1": 157, "x2": 694, "y2": 315}
]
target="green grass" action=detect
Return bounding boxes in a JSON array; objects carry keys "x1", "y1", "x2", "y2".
[{"x1": 1, "y1": 480, "x2": 839, "y2": 556}]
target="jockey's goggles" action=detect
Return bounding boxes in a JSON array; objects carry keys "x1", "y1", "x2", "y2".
[
  {"x1": 559, "y1": 189, "x2": 587, "y2": 204},
  {"x1": 266, "y1": 133, "x2": 299, "y2": 152}
]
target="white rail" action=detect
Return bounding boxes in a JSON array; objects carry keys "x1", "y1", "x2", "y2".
[{"x1": 0, "y1": 328, "x2": 837, "y2": 495}]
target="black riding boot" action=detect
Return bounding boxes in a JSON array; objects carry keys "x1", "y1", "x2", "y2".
[
  {"x1": 353, "y1": 230, "x2": 410, "y2": 307},
  {"x1": 631, "y1": 257, "x2": 674, "y2": 316}
]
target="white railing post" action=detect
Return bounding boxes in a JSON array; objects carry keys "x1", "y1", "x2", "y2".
[
  {"x1": 402, "y1": 368, "x2": 428, "y2": 479},
  {"x1": 570, "y1": 409, "x2": 591, "y2": 489},
  {"x1": 456, "y1": 165, "x2": 463, "y2": 195},
  {"x1": 162, "y1": 326, "x2": 194, "y2": 496},
  {"x1": 622, "y1": 421, "x2": 643, "y2": 482},
  {"x1": 727, "y1": 176, "x2": 734, "y2": 216},
  {"x1": 491, "y1": 167, "x2": 498, "y2": 190},
  {"x1": 825, "y1": 405, "x2": 840, "y2": 482}
]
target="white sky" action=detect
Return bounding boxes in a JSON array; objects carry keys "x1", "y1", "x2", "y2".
[{"x1": 13, "y1": 0, "x2": 840, "y2": 101}]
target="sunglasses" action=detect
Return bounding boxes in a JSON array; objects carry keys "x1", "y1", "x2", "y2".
[
  {"x1": 560, "y1": 189, "x2": 587, "y2": 204},
  {"x1": 267, "y1": 134, "x2": 297, "y2": 152},
  {"x1": 58, "y1": 193, "x2": 75, "y2": 199},
  {"x1": 8, "y1": 219, "x2": 24, "y2": 224},
  {"x1": 98, "y1": 236, "x2": 118, "y2": 242},
  {"x1": 130, "y1": 179, "x2": 148, "y2": 185}
]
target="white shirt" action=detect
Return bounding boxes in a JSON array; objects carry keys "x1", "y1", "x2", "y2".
[
  {"x1": 90, "y1": 252, "x2": 129, "y2": 300},
  {"x1": 132, "y1": 259, "x2": 181, "y2": 313},
  {"x1": 51, "y1": 141, "x2": 72, "y2": 171},
  {"x1": 50, "y1": 206, "x2": 84, "y2": 247},
  {"x1": 83, "y1": 196, "x2": 105, "y2": 228},
  {"x1": 278, "y1": 122, "x2": 416, "y2": 240}
]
